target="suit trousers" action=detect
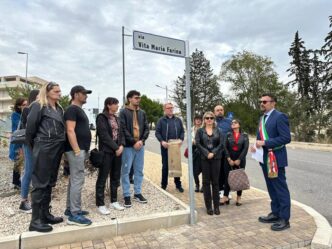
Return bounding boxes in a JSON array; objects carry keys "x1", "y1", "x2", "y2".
[
  {"x1": 218, "y1": 153, "x2": 226, "y2": 191},
  {"x1": 161, "y1": 147, "x2": 181, "y2": 189},
  {"x1": 201, "y1": 158, "x2": 220, "y2": 209},
  {"x1": 261, "y1": 165, "x2": 291, "y2": 220}
]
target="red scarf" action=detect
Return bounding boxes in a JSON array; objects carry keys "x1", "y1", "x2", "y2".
[{"x1": 232, "y1": 131, "x2": 240, "y2": 151}]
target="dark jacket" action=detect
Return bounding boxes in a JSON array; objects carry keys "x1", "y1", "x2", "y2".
[
  {"x1": 25, "y1": 102, "x2": 65, "y2": 147},
  {"x1": 119, "y1": 106, "x2": 149, "y2": 147},
  {"x1": 96, "y1": 112, "x2": 125, "y2": 153},
  {"x1": 216, "y1": 116, "x2": 232, "y2": 136},
  {"x1": 256, "y1": 109, "x2": 291, "y2": 168},
  {"x1": 224, "y1": 131, "x2": 249, "y2": 160},
  {"x1": 195, "y1": 127, "x2": 223, "y2": 160},
  {"x1": 155, "y1": 115, "x2": 184, "y2": 142}
]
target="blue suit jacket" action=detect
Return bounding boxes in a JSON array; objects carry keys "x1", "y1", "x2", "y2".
[{"x1": 256, "y1": 110, "x2": 291, "y2": 168}]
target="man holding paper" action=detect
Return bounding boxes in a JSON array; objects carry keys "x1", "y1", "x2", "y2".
[{"x1": 251, "y1": 93, "x2": 291, "y2": 231}]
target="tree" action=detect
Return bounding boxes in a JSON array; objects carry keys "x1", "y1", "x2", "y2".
[
  {"x1": 172, "y1": 49, "x2": 223, "y2": 122},
  {"x1": 219, "y1": 51, "x2": 292, "y2": 133},
  {"x1": 6, "y1": 82, "x2": 40, "y2": 101},
  {"x1": 139, "y1": 95, "x2": 163, "y2": 129},
  {"x1": 6, "y1": 82, "x2": 71, "y2": 110},
  {"x1": 220, "y1": 51, "x2": 287, "y2": 110}
]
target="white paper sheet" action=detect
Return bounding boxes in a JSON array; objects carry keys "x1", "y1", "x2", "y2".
[{"x1": 251, "y1": 143, "x2": 264, "y2": 163}]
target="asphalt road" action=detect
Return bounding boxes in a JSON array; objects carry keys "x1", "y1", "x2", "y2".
[{"x1": 145, "y1": 131, "x2": 332, "y2": 225}]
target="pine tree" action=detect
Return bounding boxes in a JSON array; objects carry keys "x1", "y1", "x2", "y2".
[
  {"x1": 172, "y1": 49, "x2": 223, "y2": 122},
  {"x1": 287, "y1": 31, "x2": 311, "y2": 101}
]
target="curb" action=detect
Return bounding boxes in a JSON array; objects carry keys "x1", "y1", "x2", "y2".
[
  {"x1": 0, "y1": 179, "x2": 194, "y2": 249},
  {"x1": 252, "y1": 187, "x2": 332, "y2": 249}
]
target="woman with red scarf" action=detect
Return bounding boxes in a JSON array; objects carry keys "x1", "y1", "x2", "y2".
[{"x1": 221, "y1": 119, "x2": 249, "y2": 206}]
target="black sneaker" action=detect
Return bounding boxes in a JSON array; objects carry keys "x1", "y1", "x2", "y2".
[
  {"x1": 134, "y1": 194, "x2": 147, "y2": 203},
  {"x1": 19, "y1": 201, "x2": 32, "y2": 213},
  {"x1": 124, "y1": 196, "x2": 132, "y2": 208},
  {"x1": 176, "y1": 186, "x2": 184, "y2": 193}
]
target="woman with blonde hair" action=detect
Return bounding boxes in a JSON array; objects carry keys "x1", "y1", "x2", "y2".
[
  {"x1": 195, "y1": 111, "x2": 223, "y2": 215},
  {"x1": 26, "y1": 82, "x2": 65, "y2": 232}
]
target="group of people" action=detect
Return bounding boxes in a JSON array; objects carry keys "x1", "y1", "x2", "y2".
[
  {"x1": 9, "y1": 81, "x2": 292, "y2": 232},
  {"x1": 154, "y1": 94, "x2": 292, "y2": 231}
]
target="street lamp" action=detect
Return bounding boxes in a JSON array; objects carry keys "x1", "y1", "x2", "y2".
[
  {"x1": 17, "y1": 52, "x2": 28, "y2": 85},
  {"x1": 155, "y1": 84, "x2": 169, "y2": 103}
]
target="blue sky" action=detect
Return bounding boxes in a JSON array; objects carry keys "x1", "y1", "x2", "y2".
[{"x1": 0, "y1": 0, "x2": 331, "y2": 110}]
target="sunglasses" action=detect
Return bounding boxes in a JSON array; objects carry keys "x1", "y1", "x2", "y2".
[
  {"x1": 205, "y1": 117, "x2": 215, "y2": 120},
  {"x1": 259, "y1": 100, "x2": 273, "y2": 104},
  {"x1": 46, "y1": 82, "x2": 58, "y2": 91}
]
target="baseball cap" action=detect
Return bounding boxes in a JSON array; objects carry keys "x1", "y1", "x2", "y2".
[{"x1": 70, "y1": 85, "x2": 92, "y2": 98}]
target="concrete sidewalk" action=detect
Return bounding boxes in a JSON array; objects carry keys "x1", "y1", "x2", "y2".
[{"x1": 45, "y1": 151, "x2": 325, "y2": 249}]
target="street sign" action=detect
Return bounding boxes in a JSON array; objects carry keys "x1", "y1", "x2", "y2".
[{"x1": 133, "y1": 30, "x2": 186, "y2": 58}]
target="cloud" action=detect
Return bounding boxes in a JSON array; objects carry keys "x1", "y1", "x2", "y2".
[{"x1": 0, "y1": 0, "x2": 331, "y2": 112}]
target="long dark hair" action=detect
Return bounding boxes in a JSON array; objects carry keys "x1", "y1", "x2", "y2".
[
  {"x1": 103, "y1": 97, "x2": 119, "y2": 112},
  {"x1": 14, "y1": 97, "x2": 26, "y2": 113},
  {"x1": 232, "y1": 118, "x2": 242, "y2": 133},
  {"x1": 28, "y1": 89, "x2": 39, "y2": 105}
]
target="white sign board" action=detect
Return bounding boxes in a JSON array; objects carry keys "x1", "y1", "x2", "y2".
[{"x1": 133, "y1": 30, "x2": 186, "y2": 58}]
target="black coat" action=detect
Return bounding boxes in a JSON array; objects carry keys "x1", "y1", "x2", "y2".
[
  {"x1": 195, "y1": 127, "x2": 223, "y2": 160},
  {"x1": 26, "y1": 102, "x2": 65, "y2": 147},
  {"x1": 224, "y1": 132, "x2": 249, "y2": 160},
  {"x1": 96, "y1": 112, "x2": 125, "y2": 153}
]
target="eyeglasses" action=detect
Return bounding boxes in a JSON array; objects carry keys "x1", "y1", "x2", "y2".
[
  {"x1": 205, "y1": 117, "x2": 215, "y2": 120},
  {"x1": 259, "y1": 100, "x2": 273, "y2": 104},
  {"x1": 165, "y1": 107, "x2": 173, "y2": 110}
]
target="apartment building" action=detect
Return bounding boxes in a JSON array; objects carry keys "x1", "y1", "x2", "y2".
[{"x1": 0, "y1": 75, "x2": 47, "y2": 119}]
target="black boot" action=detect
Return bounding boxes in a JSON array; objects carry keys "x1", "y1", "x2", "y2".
[
  {"x1": 29, "y1": 189, "x2": 53, "y2": 232},
  {"x1": 41, "y1": 187, "x2": 63, "y2": 225},
  {"x1": 41, "y1": 205, "x2": 63, "y2": 224},
  {"x1": 195, "y1": 185, "x2": 200, "y2": 193}
]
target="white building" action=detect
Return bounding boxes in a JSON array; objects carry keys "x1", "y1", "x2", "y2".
[{"x1": 0, "y1": 75, "x2": 47, "y2": 119}]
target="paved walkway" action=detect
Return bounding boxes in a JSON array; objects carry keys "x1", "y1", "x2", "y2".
[{"x1": 42, "y1": 151, "x2": 316, "y2": 249}]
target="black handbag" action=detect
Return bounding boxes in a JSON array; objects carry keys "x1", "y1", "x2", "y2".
[
  {"x1": 10, "y1": 128, "x2": 26, "y2": 144},
  {"x1": 89, "y1": 133, "x2": 104, "y2": 168},
  {"x1": 10, "y1": 118, "x2": 26, "y2": 145}
]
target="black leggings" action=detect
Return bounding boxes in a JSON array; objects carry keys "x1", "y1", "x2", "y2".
[
  {"x1": 224, "y1": 152, "x2": 246, "y2": 197},
  {"x1": 96, "y1": 152, "x2": 121, "y2": 206}
]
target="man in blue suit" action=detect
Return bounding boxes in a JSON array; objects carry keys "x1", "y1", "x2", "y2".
[{"x1": 251, "y1": 93, "x2": 291, "y2": 231}]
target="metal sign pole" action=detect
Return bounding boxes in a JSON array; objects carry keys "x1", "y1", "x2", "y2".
[{"x1": 185, "y1": 41, "x2": 195, "y2": 225}]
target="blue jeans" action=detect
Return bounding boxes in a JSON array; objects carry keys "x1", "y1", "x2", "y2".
[
  {"x1": 21, "y1": 145, "x2": 33, "y2": 199},
  {"x1": 121, "y1": 146, "x2": 145, "y2": 197}
]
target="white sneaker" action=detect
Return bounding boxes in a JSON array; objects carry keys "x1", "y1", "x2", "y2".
[
  {"x1": 111, "y1": 202, "x2": 125, "y2": 211},
  {"x1": 228, "y1": 193, "x2": 232, "y2": 200},
  {"x1": 219, "y1": 190, "x2": 224, "y2": 198},
  {"x1": 97, "y1": 205, "x2": 110, "y2": 215}
]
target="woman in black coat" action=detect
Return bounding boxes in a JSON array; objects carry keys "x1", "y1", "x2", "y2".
[
  {"x1": 26, "y1": 82, "x2": 65, "y2": 232},
  {"x1": 95, "y1": 97, "x2": 125, "y2": 214},
  {"x1": 221, "y1": 119, "x2": 249, "y2": 206},
  {"x1": 195, "y1": 111, "x2": 223, "y2": 215}
]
